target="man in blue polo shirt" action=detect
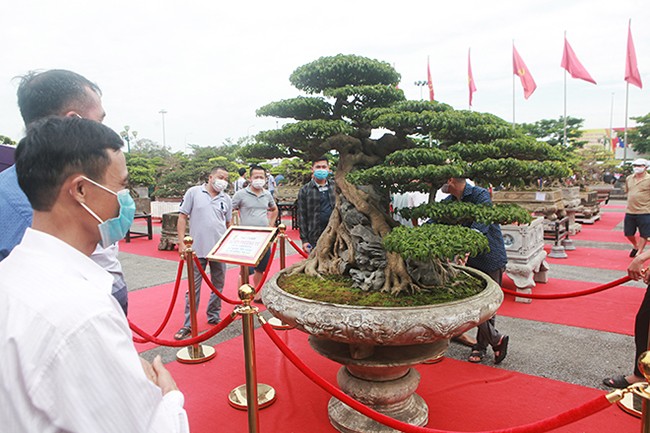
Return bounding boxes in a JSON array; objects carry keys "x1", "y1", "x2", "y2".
[
  {"x1": 443, "y1": 177, "x2": 510, "y2": 365},
  {"x1": 174, "y1": 166, "x2": 232, "y2": 340}
]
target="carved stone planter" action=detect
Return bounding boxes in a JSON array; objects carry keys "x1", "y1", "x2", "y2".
[
  {"x1": 492, "y1": 189, "x2": 565, "y2": 220},
  {"x1": 502, "y1": 217, "x2": 548, "y2": 303},
  {"x1": 158, "y1": 212, "x2": 189, "y2": 251},
  {"x1": 576, "y1": 190, "x2": 601, "y2": 224},
  {"x1": 263, "y1": 266, "x2": 502, "y2": 433}
]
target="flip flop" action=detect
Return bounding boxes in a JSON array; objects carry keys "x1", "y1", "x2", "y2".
[
  {"x1": 174, "y1": 327, "x2": 191, "y2": 340},
  {"x1": 468, "y1": 349, "x2": 485, "y2": 363},
  {"x1": 494, "y1": 335, "x2": 509, "y2": 364},
  {"x1": 602, "y1": 375, "x2": 631, "y2": 389}
]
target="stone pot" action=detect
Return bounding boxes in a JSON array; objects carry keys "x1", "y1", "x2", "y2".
[
  {"x1": 492, "y1": 189, "x2": 565, "y2": 220},
  {"x1": 262, "y1": 266, "x2": 502, "y2": 433}
]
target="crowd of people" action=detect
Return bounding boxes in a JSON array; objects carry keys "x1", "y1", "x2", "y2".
[{"x1": 1, "y1": 68, "x2": 650, "y2": 431}]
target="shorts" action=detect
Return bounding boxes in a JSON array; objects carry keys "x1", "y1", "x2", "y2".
[
  {"x1": 249, "y1": 248, "x2": 271, "y2": 274},
  {"x1": 624, "y1": 213, "x2": 650, "y2": 238}
]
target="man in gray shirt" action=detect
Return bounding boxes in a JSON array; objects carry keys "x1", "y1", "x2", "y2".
[
  {"x1": 232, "y1": 165, "x2": 278, "y2": 295},
  {"x1": 174, "y1": 166, "x2": 232, "y2": 340}
]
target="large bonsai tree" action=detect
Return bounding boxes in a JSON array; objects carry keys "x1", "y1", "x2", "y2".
[{"x1": 257, "y1": 54, "x2": 570, "y2": 295}]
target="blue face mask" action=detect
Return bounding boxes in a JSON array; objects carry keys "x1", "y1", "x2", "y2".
[
  {"x1": 314, "y1": 169, "x2": 329, "y2": 180},
  {"x1": 79, "y1": 177, "x2": 136, "y2": 248}
]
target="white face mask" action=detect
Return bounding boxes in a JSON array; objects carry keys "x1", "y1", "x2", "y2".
[
  {"x1": 212, "y1": 178, "x2": 228, "y2": 192},
  {"x1": 251, "y1": 179, "x2": 266, "y2": 190},
  {"x1": 634, "y1": 166, "x2": 647, "y2": 174}
]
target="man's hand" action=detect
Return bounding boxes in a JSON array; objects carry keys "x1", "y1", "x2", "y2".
[
  {"x1": 151, "y1": 355, "x2": 180, "y2": 395},
  {"x1": 140, "y1": 356, "x2": 157, "y2": 383}
]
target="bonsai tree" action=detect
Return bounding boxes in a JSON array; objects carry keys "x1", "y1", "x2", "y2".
[{"x1": 257, "y1": 54, "x2": 570, "y2": 296}]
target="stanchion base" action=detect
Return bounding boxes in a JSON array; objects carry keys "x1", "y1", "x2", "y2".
[
  {"x1": 267, "y1": 316, "x2": 294, "y2": 330},
  {"x1": 618, "y1": 392, "x2": 643, "y2": 418},
  {"x1": 176, "y1": 345, "x2": 217, "y2": 364},
  {"x1": 228, "y1": 383, "x2": 277, "y2": 410}
]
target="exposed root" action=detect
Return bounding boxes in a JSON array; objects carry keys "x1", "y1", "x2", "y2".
[{"x1": 381, "y1": 252, "x2": 417, "y2": 295}]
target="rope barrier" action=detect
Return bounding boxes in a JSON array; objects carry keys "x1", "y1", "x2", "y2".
[
  {"x1": 286, "y1": 236, "x2": 309, "y2": 258},
  {"x1": 502, "y1": 275, "x2": 632, "y2": 299},
  {"x1": 261, "y1": 322, "x2": 613, "y2": 433},
  {"x1": 132, "y1": 259, "x2": 185, "y2": 344},
  {"x1": 129, "y1": 311, "x2": 238, "y2": 347},
  {"x1": 192, "y1": 240, "x2": 278, "y2": 303},
  {"x1": 192, "y1": 255, "x2": 243, "y2": 305}
]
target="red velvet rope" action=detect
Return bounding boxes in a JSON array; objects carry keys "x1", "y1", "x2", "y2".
[
  {"x1": 287, "y1": 236, "x2": 309, "y2": 258},
  {"x1": 254, "y1": 241, "x2": 277, "y2": 294},
  {"x1": 261, "y1": 322, "x2": 612, "y2": 433},
  {"x1": 132, "y1": 259, "x2": 185, "y2": 344},
  {"x1": 129, "y1": 311, "x2": 237, "y2": 347},
  {"x1": 502, "y1": 275, "x2": 632, "y2": 299},
  {"x1": 192, "y1": 241, "x2": 278, "y2": 302}
]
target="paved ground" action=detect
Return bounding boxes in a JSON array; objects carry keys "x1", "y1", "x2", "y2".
[{"x1": 120, "y1": 200, "x2": 642, "y2": 392}]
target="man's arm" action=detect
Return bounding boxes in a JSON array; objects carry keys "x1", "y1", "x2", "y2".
[
  {"x1": 176, "y1": 213, "x2": 189, "y2": 254},
  {"x1": 629, "y1": 249, "x2": 650, "y2": 281},
  {"x1": 268, "y1": 205, "x2": 278, "y2": 227}
]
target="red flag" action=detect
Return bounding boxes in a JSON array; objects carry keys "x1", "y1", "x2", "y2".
[
  {"x1": 468, "y1": 49, "x2": 477, "y2": 106},
  {"x1": 513, "y1": 45, "x2": 537, "y2": 99},
  {"x1": 625, "y1": 20, "x2": 643, "y2": 89},
  {"x1": 427, "y1": 57, "x2": 434, "y2": 101},
  {"x1": 561, "y1": 36, "x2": 597, "y2": 84}
]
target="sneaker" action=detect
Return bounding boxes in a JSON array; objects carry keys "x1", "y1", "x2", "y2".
[{"x1": 207, "y1": 318, "x2": 221, "y2": 325}]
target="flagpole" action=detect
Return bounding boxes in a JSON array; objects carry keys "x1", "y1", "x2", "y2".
[
  {"x1": 623, "y1": 82, "x2": 630, "y2": 164},
  {"x1": 512, "y1": 39, "x2": 515, "y2": 129},
  {"x1": 563, "y1": 31, "x2": 568, "y2": 147},
  {"x1": 609, "y1": 93, "x2": 614, "y2": 151}
]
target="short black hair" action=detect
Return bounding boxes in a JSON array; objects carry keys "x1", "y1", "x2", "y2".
[
  {"x1": 249, "y1": 165, "x2": 265, "y2": 177},
  {"x1": 312, "y1": 156, "x2": 329, "y2": 166},
  {"x1": 210, "y1": 166, "x2": 228, "y2": 174},
  {"x1": 15, "y1": 117, "x2": 123, "y2": 211},
  {"x1": 16, "y1": 69, "x2": 102, "y2": 125},
  {"x1": 238, "y1": 167, "x2": 247, "y2": 176}
]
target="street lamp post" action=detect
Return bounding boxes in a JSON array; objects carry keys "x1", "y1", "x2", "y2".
[
  {"x1": 159, "y1": 109, "x2": 167, "y2": 147},
  {"x1": 120, "y1": 125, "x2": 137, "y2": 152},
  {"x1": 414, "y1": 80, "x2": 427, "y2": 101}
]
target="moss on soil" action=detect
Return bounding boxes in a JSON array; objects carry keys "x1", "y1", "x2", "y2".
[{"x1": 278, "y1": 271, "x2": 485, "y2": 307}]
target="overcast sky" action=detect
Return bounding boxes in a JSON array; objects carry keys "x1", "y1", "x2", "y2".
[{"x1": 0, "y1": 0, "x2": 647, "y2": 153}]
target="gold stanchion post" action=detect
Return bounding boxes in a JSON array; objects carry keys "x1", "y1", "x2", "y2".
[
  {"x1": 228, "y1": 284, "x2": 276, "y2": 426},
  {"x1": 176, "y1": 236, "x2": 217, "y2": 364},
  {"x1": 616, "y1": 351, "x2": 650, "y2": 426},
  {"x1": 267, "y1": 225, "x2": 293, "y2": 330}
]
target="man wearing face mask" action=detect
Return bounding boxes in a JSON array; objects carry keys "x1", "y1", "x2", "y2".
[
  {"x1": 297, "y1": 157, "x2": 336, "y2": 253},
  {"x1": 0, "y1": 117, "x2": 189, "y2": 432},
  {"x1": 0, "y1": 69, "x2": 129, "y2": 315},
  {"x1": 174, "y1": 166, "x2": 232, "y2": 340},
  {"x1": 232, "y1": 165, "x2": 278, "y2": 298},
  {"x1": 624, "y1": 158, "x2": 650, "y2": 258}
]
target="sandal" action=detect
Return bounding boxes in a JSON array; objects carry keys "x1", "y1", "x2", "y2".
[
  {"x1": 468, "y1": 349, "x2": 485, "y2": 363},
  {"x1": 602, "y1": 375, "x2": 632, "y2": 389},
  {"x1": 174, "y1": 327, "x2": 191, "y2": 340},
  {"x1": 494, "y1": 335, "x2": 509, "y2": 364}
]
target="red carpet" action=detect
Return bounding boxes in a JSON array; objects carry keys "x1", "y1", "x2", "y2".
[
  {"x1": 500, "y1": 274, "x2": 642, "y2": 335},
  {"x1": 165, "y1": 328, "x2": 638, "y2": 433},
  {"x1": 572, "y1": 211, "x2": 626, "y2": 244},
  {"x1": 129, "y1": 253, "x2": 305, "y2": 352},
  {"x1": 544, "y1": 245, "x2": 634, "y2": 271}
]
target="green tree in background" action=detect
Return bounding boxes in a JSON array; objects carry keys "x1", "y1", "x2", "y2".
[
  {"x1": 628, "y1": 113, "x2": 650, "y2": 154},
  {"x1": 0, "y1": 135, "x2": 16, "y2": 146},
  {"x1": 519, "y1": 116, "x2": 586, "y2": 149}
]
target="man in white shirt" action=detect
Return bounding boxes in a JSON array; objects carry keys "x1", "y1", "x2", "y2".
[
  {"x1": 0, "y1": 69, "x2": 129, "y2": 315},
  {"x1": 0, "y1": 117, "x2": 189, "y2": 432}
]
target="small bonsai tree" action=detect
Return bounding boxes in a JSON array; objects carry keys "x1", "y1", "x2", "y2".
[{"x1": 257, "y1": 54, "x2": 571, "y2": 296}]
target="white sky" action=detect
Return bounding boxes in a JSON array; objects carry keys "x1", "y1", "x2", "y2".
[{"x1": 0, "y1": 0, "x2": 647, "y2": 153}]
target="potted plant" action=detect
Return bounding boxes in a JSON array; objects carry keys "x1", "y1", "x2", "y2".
[{"x1": 257, "y1": 55, "x2": 568, "y2": 433}]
